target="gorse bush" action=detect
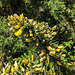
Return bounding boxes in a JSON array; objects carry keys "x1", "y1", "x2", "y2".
[
  {"x1": 0, "y1": 13, "x2": 75, "y2": 75},
  {"x1": 0, "y1": 0, "x2": 75, "y2": 75}
]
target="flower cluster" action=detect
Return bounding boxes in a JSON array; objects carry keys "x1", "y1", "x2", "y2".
[{"x1": 0, "y1": 13, "x2": 74, "y2": 75}]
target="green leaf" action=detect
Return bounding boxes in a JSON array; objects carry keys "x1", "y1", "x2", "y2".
[{"x1": 24, "y1": 53, "x2": 28, "y2": 58}]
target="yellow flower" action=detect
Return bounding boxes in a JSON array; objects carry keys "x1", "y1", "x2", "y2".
[
  {"x1": 52, "y1": 25, "x2": 56, "y2": 30},
  {"x1": 26, "y1": 34, "x2": 29, "y2": 37},
  {"x1": 40, "y1": 56, "x2": 46, "y2": 62},
  {"x1": 14, "y1": 29, "x2": 23, "y2": 36},
  {"x1": 58, "y1": 46, "x2": 64, "y2": 49},
  {"x1": 51, "y1": 32, "x2": 57, "y2": 36},
  {"x1": 25, "y1": 17, "x2": 28, "y2": 21},
  {"x1": 61, "y1": 54, "x2": 66, "y2": 57},
  {"x1": 37, "y1": 64, "x2": 41, "y2": 68},
  {"x1": 50, "y1": 70, "x2": 53, "y2": 75},
  {"x1": 10, "y1": 15, "x2": 14, "y2": 20},
  {"x1": 52, "y1": 48, "x2": 55, "y2": 51},
  {"x1": 14, "y1": 24, "x2": 21, "y2": 29},
  {"x1": 11, "y1": 66, "x2": 15, "y2": 73},
  {"x1": 30, "y1": 33, "x2": 33, "y2": 37},
  {"x1": 6, "y1": 66, "x2": 10, "y2": 73},
  {"x1": 49, "y1": 50, "x2": 55, "y2": 56},
  {"x1": 44, "y1": 34, "x2": 47, "y2": 37},
  {"x1": 42, "y1": 25, "x2": 45, "y2": 28},
  {"x1": 33, "y1": 22, "x2": 36, "y2": 26},
  {"x1": 34, "y1": 68, "x2": 42, "y2": 73},
  {"x1": 39, "y1": 52, "x2": 45, "y2": 57},
  {"x1": 25, "y1": 72, "x2": 32, "y2": 75},
  {"x1": 32, "y1": 55, "x2": 34, "y2": 61},
  {"x1": 66, "y1": 22, "x2": 69, "y2": 24},
  {"x1": 45, "y1": 60, "x2": 49, "y2": 66},
  {"x1": 2, "y1": 67, "x2": 5, "y2": 74},
  {"x1": 21, "y1": 20, "x2": 24, "y2": 24},
  {"x1": 14, "y1": 61, "x2": 18, "y2": 70},
  {"x1": 25, "y1": 72, "x2": 29, "y2": 75},
  {"x1": 3, "y1": 21, "x2": 5, "y2": 23},
  {"x1": 32, "y1": 65, "x2": 37, "y2": 69},
  {"x1": 25, "y1": 38, "x2": 32, "y2": 43},
  {"x1": 47, "y1": 29, "x2": 50, "y2": 33},
  {"x1": 1, "y1": 73, "x2": 4, "y2": 75},
  {"x1": 46, "y1": 46, "x2": 53, "y2": 50},
  {"x1": 29, "y1": 19, "x2": 33, "y2": 24},
  {"x1": 32, "y1": 64, "x2": 41, "y2": 69},
  {"x1": 23, "y1": 58, "x2": 29, "y2": 64},
  {"x1": 56, "y1": 61, "x2": 62, "y2": 66},
  {"x1": 36, "y1": 42, "x2": 39, "y2": 46},
  {"x1": 17, "y1": 15, "x2": 20, "y2": 20},
  {"x1": 29, "y1": 29, "x2": 32, "y2": 33},
  {"x1": 11, "y1": 21, "x2": 15, "y2": 24},
  {"x1": 67, "y1": 63, "x2": 72, "y2": 66},
  {"x1": 38, "y1": 23, "x2": 41, "y2": 25},
  {"x1": 56, "y1": 49, "x2": 60, "y2": 52},
  {"x1": 20, "y1": 65, "x2": 25, "y2": 72},
  {"x1": 20, "y1": 13, "x2": 24, "y2": 19}
]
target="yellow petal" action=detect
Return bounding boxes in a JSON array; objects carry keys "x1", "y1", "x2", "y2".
[
  {"x1": 23, "y1": 58, "x2": 29, "y2": 64},
  {"x1": 6, "y1": 67, "x2": 10, "y2": 73},
  {"x1": 61, "y1": 54, "x2": 66, "y2": 57},
  {"x1": 25, "y1": 17, "x2": 28, "y2": 21},
  {"x1": 51, "y1": 32, "x2": 57, "y2": 36},
  {"x1": 39, "y1": 52, "x2": 45, "y2": 57},
  {"x1": 20, "y1": 65, "x2": 25, "y2": 72},
  {"x1": 11, "y1": 66, "x2": 15, "y2": 73},
  {"x1": 52, "y1": 25, "x2": 56, "y2": 30},
  {"x1": 25, "y1": 38, "x2": 32, "y2": 43},
  {"x1": 14, "y1": 61, "x2": 18, "y2": 70},
  {"x1": 45, "y1": 60, "x2": 49, "y2": 66},
  {"x1": 66, "y1": 22, "x2": 69, "y2": 24},
  {"x1": 14, "y1": 24, "x2": 21, "y2": 29},
  {"x1": 29, "y1": 19, "x2": 33, "y2": 24},
  {"x1": 56, "y1": 49, "x2": 61, "y2": 52},
  {"x1": 40, "y1": 56, "x2": 46, "y2": 62},
  {"x1": 1, "y1": 73, "x2": 4, "y2": 75},
  {"x1": 46, "y1": 46, "x2": 53, "y2": 50},
  {"x1": 14, "y1": 29, "x2": 23, "y2": 36},
  {"x1": 17, "y1": 15, "x2": 20, "y2": 20},
  {"x1": 3, "y1": 21, "x2": 5, "y2": 23},
  {"x1": 30, "y1": 33, "x2": 33, "y2": 37},
  {"x1": 29, "y1": 29, "x2": 32, "y2": 33},
  {"x1": 2, "y1": 67, "x2": 5, "y2": 74},
  {"x1": 67, "y1": 63, "x2": 72, "y2": 66},
  {"x1": 38, "y1": 23, "x2": 41, "y2": 25},
  {"x1": 50, "y1": 70, "x2": 53, "y2": 75},
  {"x1": 32, "y1": 55, "x2": 34, "y2": 61},
  {"x1": 49, "y1": 50, "x2": 55, "y2": 56},
  {"x1": 56, "y1": 61, "x2": 62, "y2": 66},
  {"x1": 25, "y1": 72, "x2": 29, "y2": 75},
  {"x1": 58, "y1": 46, "x2": 64, "y2": 49}
]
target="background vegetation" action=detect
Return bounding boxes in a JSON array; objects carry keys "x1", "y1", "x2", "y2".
[{"x1": 0, "y1": 0, "x2": 75, "y2": 75}]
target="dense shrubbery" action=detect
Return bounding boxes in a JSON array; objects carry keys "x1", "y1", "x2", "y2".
[{"x1": 0, "y1": 0, "x2": 75, "y2": 75}]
